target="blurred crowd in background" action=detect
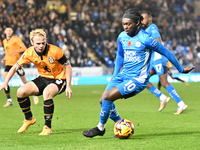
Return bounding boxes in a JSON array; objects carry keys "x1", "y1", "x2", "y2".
[{"x1": 0, "y1": 0, "x2": 200, "y2": 68}]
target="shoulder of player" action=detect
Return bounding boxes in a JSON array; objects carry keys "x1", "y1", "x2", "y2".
[
  {"x1": 3, "y1": 38, "x2": 6, "y2": 43},
  {"x1": 12, "y1": 36, "x2": 23, "y2": 43},
  {"x1": 12, "y1": 36, "x2": 21, "y2": 40},
  {"x1": 48, "y1": 44, "x2": 61, "y2": 50},
  {"x1": 118, "y1": 31, "x2": 127, "y2": 38},
  {"x1": 135, "y1": 30, "x2": 156, "y2": 46},
  {"x1": 149, "y1": 23, "x2": 159, "y2": 31},
  {"x1": 23, "y1": 46, "x2": 34, "y2": 55},
  {"x1": 150, "y1": 23, "x2": 158, "y2": 27},
  {"x1": 47, "y1": 44, "x2": 63, "y2": 53},
  {"x1": 138, "y1": 29, "x2": 151, "y2": 39}
]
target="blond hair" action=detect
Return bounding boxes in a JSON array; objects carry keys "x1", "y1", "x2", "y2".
[{"x1": 29, "y1": 29, "x2": 47, "y2": 42}]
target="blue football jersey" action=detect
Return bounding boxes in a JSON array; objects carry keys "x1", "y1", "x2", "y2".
[
  {"x1": 113, "y1": 29, "x2": 183, "y2": 84},
  {"x1": 145, "y1": 23, "x2": 168, "y2": 66}
]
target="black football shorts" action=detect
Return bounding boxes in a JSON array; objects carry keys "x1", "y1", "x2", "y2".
[{"x1": 32, "y1": 76, "x2": 66, "y2": 96}]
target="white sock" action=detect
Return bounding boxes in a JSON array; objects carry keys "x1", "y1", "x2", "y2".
[
  {"x1": 178, "y1": 101, "x2": 185, "y2": 107},
  {"x1": 7, "y1": 98, "x2": 12, "y2": 103},
  {"x1": 97, "y1": 122, "x2": 105, "y2": 131},
  {"x1": 159, "y1": 94, "x2": 167, "y2": 102}
]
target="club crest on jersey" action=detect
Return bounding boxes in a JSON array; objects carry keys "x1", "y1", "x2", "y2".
[
  {"x1": 135, "y1": 41, "x2": 141, "y2": 47},
  {"x1": 49, "y1": 56, "x2": 54, "y2": 63},
  {"x1": 128, "y1": 41, "x2": 132, "y2": 47}
]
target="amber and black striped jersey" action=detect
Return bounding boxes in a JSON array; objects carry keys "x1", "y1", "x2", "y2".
[
  {"x1": 17, "y1": 44, "x2": 69, "y2": 79},
  {"x1": 3, "y1": 36, "x2": 27, "y2": 66}
]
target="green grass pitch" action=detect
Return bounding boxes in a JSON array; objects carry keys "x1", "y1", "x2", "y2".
[{"x1": 0, "y1": 82, "x2": 200, "y2": 150}]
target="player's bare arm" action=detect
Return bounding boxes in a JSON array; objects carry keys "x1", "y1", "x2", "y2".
[
  {"x1": 0, "y1": 64, "x2": 20, "y2": 91},
  {"x1": 1, "y1": 56, "x2": 6, "y2": 64},
  {"x1": 65, "y1": 63, "x2": 72, "y2": 99}
]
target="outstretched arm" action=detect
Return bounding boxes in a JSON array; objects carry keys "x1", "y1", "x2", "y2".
[
  {"x1": 0, "y1": 64, "x2": 19, "y2": 91},
  {"x1": 155, "y1": 37, "x2": 195, "y2": 73},
  {"x1": 156, "y1": 44, "x2": 195, "y2": 73},
  {"x1": 147, "y1": 37, "x2": 194, "y2": 73}
]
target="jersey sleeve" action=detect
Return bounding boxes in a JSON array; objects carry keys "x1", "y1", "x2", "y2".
[
  {"x1": 145, "y1": 35, "x2": 184, "y2": 73},
  {"x1": 15, "y1": 37, "x2": 27, "y2": 53},
  {"x1": 55, "y1": 46, "x2": 64, "y2": 60},
  {"x1": 16, "y1": 51, "x2": 31, "y2": 67},
  {"x1": 54, "y1": 46, "x2": 69, "y2": 66},
  {"x1": 113, "y1": 36, "x2": 124, "y2": 77},
  {"x1": 58, "y1": 55, "x2": 69, "y2": 66},
  {"x1": 151, "y1": 29, "x2": 160, "y2": 39}
]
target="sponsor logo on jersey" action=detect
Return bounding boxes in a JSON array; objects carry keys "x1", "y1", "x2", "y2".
[{"x1": 124, "y1": 50, "x2": 141, "y2": 62}]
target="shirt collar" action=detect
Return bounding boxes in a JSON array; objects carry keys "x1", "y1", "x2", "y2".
[
  {"x1": 6, "y1": 35, "x2": 14, "y2": 41},
  {"x1": 34, "y1": 44, "x2": 48, "y2": 56}
]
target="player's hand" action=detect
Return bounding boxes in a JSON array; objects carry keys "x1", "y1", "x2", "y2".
[
  {"x1": 66, "y1": 87, "x2": 72, "y2": 99},
  {"x1": 182, "y1": 66, "x2": 195, "y2": 73},
  {"x1": 1, "y1": 58, "x2": 6, "y2": 64},
  {"x1": 0, "y1": 83, "x2": 8, "y2": 91}
]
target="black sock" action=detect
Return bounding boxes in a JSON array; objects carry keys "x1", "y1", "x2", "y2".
[
  {"x1": 174, "y1": 77, "x2": 185, "y2": 82},
  {"x1": 44, "y1": 99, "x2": 54, "y2": 128},
  {"x1": 17, "y1": 97, "x2": 32, "y2": 120},
  {"x1": 4, "y1": 85, "x2": 11, "y2": 99}
]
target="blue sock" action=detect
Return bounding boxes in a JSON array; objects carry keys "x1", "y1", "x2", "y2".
[
  {"x1": 100, "y1": 99, "x2": 113, "y2": 124},
  {"x1": 148, "y1": 85, "x2": 162, "y2": 99},
  {"x1": 109, "y1": 103, "x2": 121, "y2": 123},
  {"x1": 165, "y1": 85, "x2": 182, "y2": 103}
]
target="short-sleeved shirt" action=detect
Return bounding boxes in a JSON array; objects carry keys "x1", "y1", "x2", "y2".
[
  {"x1": 17, "y1": 44, "x2": 69, "y2": 79},
  {"x1": 3, "y1": 36, "x2": 27, "y2": 66}
]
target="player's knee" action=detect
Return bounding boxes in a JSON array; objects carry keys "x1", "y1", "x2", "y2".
[
  {"x1": 160, "y1": 80, "x2": 170, "y2": 88},
  {"x1": 102, "y1": 93, "x2": 111, "y2": 101},
  {"x1": 146, "y1": 82, "x2": 153, "y2": 89},
  {"x1": 43, "y1": 89, "x2": 55, "y2": 100},
  {"x1": 17, "y1": 87, "x2": 28, "y2": 98},
  {"x1": 99, "y1": 97, "x2": 103, "y2": 104},
  {"x1": 43, "y1": 92, "x2": 51, "y2": 100}
]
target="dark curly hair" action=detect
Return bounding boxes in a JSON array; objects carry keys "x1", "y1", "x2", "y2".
[{"x1": 123, "y1": 8, "x2": 144, "y2": 25}]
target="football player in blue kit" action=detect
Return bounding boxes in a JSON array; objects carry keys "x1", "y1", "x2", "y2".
[
  {"x1": 82, "y1": 8, "x2": 194, "y2": 138},
  {"x1": 141, "y1": 11, "x2": 189, "y2": 114}
]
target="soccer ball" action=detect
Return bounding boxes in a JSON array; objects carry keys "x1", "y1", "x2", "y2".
[{"x1": 114, "y1": 119, "x2": 134, "y2": 139}]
